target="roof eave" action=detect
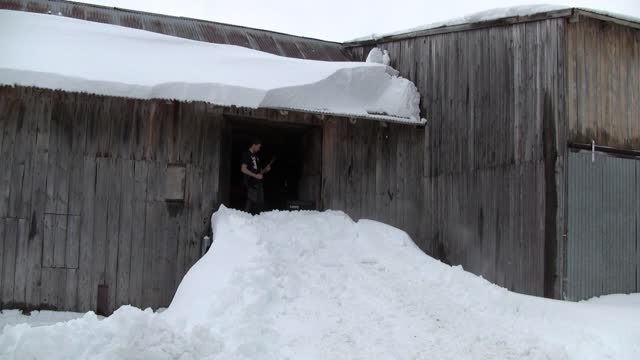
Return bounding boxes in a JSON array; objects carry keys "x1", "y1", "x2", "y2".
[
  {"x1": 344, "y1": 7, "x2": 640, "y2": 47},
  {"x1": 574, "y1": 9, "x2": 640, "y2": 31}
]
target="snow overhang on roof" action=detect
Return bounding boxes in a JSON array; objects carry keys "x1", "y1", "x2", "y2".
[
  {"x1": 0, "y1": 10, "x2": 424, "y2": 125},
  {"x1": 346, "y1": 5, "x2": 640, "y2": 45}
]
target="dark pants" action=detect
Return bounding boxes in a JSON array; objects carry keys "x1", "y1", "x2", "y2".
[{"x1": 244, "y1": 182, "x2": 264, "y2": 215}]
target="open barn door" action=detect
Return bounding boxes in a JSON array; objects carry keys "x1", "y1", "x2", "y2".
[{"x1": 226, "y1": 117, "x2": 322, "y2": 213}]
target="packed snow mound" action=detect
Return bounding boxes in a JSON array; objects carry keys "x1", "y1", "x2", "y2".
[
  {"x1": 2, "y1": 207, "x2": 640, "y2": 359},
  {"x1": 0, "y1": 10, "x2": 422, "y2": 124}
]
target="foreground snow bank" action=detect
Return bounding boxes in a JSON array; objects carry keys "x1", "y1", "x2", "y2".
[
  {"x1": 2, "y1": 207, "x2": 639, "y2": 359},
  {"x1": 0, "y1": 310, "x2": 85, "y2": 329},
  {"x1": 583, "y1": 293, "x2": 640, "y2": 307},
  {"x1": 0, "y1": 10, "x2": 421, "y2": 123}
]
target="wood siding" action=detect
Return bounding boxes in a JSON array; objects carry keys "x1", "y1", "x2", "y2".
[
  {"x1": 566, "y1": 17, "x2": 640, "y2": 150},
  {"x1": 322, "y1": 119, "x2": 425, "y2": 243},
  {"x1": 0, "y1": 87, "x2": 223, "y2": 314},
  {"x1": 348, "y1": 19, "x2": 568, "y2": 297}
]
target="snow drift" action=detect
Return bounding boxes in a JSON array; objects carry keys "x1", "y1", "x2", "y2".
[
  {"x1": 2, "y1": 206, "x2": 639, "y2": 359},
  {"x1": 0, "y1": 10, "x2": 422, "y2": 123}
]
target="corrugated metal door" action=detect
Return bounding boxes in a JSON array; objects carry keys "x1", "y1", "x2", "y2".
[{"x1": 566, "y1": 151, "x2": 638, "y2": 300}]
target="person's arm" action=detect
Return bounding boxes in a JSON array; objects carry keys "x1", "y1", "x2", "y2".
[{"x1": 241, "y1": 163, "x2": 263, "y2": 179}]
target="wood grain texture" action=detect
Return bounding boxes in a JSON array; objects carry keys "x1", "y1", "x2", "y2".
[
  {"x1": 566, "y1": 17, "x2": 640, "y2": 150},
  {"x1": 348, "y1": 19, "x2": 569, "y2": 297}
]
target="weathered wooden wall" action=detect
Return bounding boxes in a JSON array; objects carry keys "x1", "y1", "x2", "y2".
[
  {"x1": 347, "y1": 19, "x2": 568, "y2": 297},
  {"x1": 0, "y1": 87, "x2": 223, "y2": 314},
  {"x1": 321, "y1": 118, "x2": 425, "y2": 245},
  {"x1": 566, "y1": 17, "x2": 640, "y2": 150}
]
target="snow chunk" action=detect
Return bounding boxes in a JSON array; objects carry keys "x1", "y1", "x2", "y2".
[
  {"x1": 0, "y1": 10, "x2": 423, "y2": 124},
  {"x1": 366, "y1": 47, "x2": 391, "y2": 66}
]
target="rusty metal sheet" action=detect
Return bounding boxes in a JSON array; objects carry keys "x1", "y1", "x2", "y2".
[
  {"x1": 1, "y1": 0, "x2": 352, "y2": 61},
  {"x1": 0, "y1": 0, "x2": 21, "y2": 11},
  {"x1": 273, "y1": 37, "x2": 304, "y2": 59},
  {"x1": 224, "y1": 28, "x2": 253, "y2": 49},
  {"x1": 197, "y1": 23, "x2": 229, "y2": 44},
  {"x1": 246, "y1": 32, "x2": 284, "y2": 57}
]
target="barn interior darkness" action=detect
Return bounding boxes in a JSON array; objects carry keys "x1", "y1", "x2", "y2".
[{"x1": 228, "y1": 118, "x2": 320, "y2": 212}]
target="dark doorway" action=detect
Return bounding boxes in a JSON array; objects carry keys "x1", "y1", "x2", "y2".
[{"x1": 228, "y1": 118, "x2": 322, "y2": 212}]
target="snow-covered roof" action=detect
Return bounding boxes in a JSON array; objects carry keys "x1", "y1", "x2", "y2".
[
  {"x1": 348, "y1": 5, "x2": 640, "y2": 44},
  {"x1": 0, "y1": 0, "x2": 351, "y2": 61},
  {"x1": 0, "y1": 10, "x2": 423, "y2": 124}
]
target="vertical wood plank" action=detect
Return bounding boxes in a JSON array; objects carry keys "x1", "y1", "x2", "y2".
[
  {"x1": 163, "y1": 204, "x2": 180, "y2": 306},
  {"x1": 9, "y1": 100, "x2": 37, "y2": 220},
  {"x1": 128, "y1": 160, "x2": 148, "y2": 307},
  {"x1": 142, "y1": 161, "x2": 160, "y2": 308},
  {"x1": 92, "y1": 158, "x2": 110, "y2": 309},
  {"x1": 77, "y1": 157, "x2": 96, "y2": 311},
  {"x1": 25, "y1": 97, "x2": 52, "y2": 307},
  {"x1": 12, "y1": 219, "x2": 29, "y2": 306},
  {"x1": 53, "y1": 215, "x2": 67, "y2": 268},
  {"x1": 66, "y1": 215, "x2": 81, "y2": 269},
  {"x1": 64, "y1": 268, "x2": 78, "y2": 311},
  {"x1": 2, "y1": 219, "x2": 18, "y2": 305},
  {"x1": 0, "y1": 219, "x2": 3, "y2": 304},
  {"x1": 116, "y1": 159, "x2": 135, "y2": 308},
  {"x1": 42, "y1": 214, "x2": 55, "y2": 268},
  {"x1": 106, "y1": 158, "x2": 122, "y2": 313},
  {"x1": 0, "y1": 100, "x2": 18, "y2": 219}
]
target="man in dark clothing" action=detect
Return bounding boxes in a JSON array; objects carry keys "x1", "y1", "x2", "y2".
[{"x1": 241, "y1": 139, "x2": 271, "y2": 214}]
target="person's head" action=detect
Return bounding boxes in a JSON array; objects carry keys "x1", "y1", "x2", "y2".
[{"x1": 249, "y1": 138, "x2": 262, "y2": 153}]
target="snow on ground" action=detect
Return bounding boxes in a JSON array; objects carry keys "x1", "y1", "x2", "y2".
[
  {"x1": 0, "y1": 10, "x2": 422, "y2": 124},
  {"x1": 349, "y1": 5, "x2": 640, "y2": 42},
  {"x1": 583, "y1": 293, "x2": 640, "y2": 308},
  {"x1": 2, "y1": 206, "x2": 640, "y2": 359},
  {"x1": 0, "y1": 310, "x2": 86, "y2": 328}
]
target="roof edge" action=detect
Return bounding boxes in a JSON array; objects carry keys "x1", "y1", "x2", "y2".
[
  {"x1": 344, "y1": 7, "x2": 639, "y2": 47},
  {"x1": 574, "y1": 8, "x2": 640, "y2": 31}
]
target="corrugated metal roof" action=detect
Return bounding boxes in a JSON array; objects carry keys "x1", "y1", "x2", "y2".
[{"x1": 0, "y1": 0, "x2": 353, "y2": 61}]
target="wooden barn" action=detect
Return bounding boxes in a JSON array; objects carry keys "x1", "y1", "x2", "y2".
[
  {"x1": 0, "y1": 0, "x2": 424, "y2": 315},
  {"x1": 0, "y1": 0, "x2": 639, "y2": 316},
  {"x1": 346, "y1": 7, "x2": 640, "y2": 300}
]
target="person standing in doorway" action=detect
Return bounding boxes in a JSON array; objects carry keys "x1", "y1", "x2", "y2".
[{"x1": 241, "y1": 139, "x2": 271, "y2": 214}]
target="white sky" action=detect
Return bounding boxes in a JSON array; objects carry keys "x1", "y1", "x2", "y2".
[{"x1": 80, "y1": 1, "x2": 640, "y2": 41}]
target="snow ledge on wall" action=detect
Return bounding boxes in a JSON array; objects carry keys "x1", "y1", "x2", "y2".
[{"x1": 348, "y1": 4, "x2": 640, "y2": 42}]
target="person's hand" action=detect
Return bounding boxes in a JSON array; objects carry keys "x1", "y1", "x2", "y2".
[
  {"x1": 255, "y1": 173, "x2": 263, "y2": 180},
  {"x1": 264, "y1": 165, "x2": 271, "y2": 173}
]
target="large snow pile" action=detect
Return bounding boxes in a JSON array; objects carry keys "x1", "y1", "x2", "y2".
[
  {"x1": 2, "y1": 207, "x2": 640, "y2": 359},
  {"x1": 0, "y1": 10, "x2": 422, "y2": 123}
]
